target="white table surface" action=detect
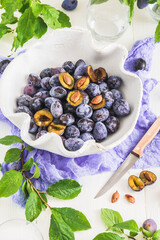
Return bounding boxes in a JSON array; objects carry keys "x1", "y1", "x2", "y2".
[{"x1": 0, "y1": 1, "x2": 160, "y2": 239}]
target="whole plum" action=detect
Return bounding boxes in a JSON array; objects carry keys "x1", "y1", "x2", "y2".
[
  {"x1": 50, "y1": 101, "x2": 63, "y2": 118},
  {"x1": 17, "y1": 94, "x2": 32, "y2": 107},
  {"x1": 62, "y1": 0, "x2": 78, "y2": 11},
  {"x1": 62, "y1": 61, "x2": 75, "y2": 75},
  {"x1": 24, "y1": 84, "x2": 37, "y2": 97},
  {"x1": 102, "y1": 91, "x2": 114, "y2": 109},
  {"x1": 77, "y1": 118, "x2": 94, "y2": 132},
  {"x1": 34, "y1": 91, "x2": 50, "y2": 100},
  {"x1": 111, "y1": 89, "x2": 123, "y2": 100},
  {"x1": 86, "y1": 83, "x2": 101, "y2": 98},
  {"x1": 105, "y1": 116, "x2": 120, "y2": 133},
  {"x1": 93, "y1": 122, "x2": 108, "y2": 142},
  {"x1": 134, "y1": 58, "x2": 146, "y2": 71},
  {"x1": 28, "y1": 73, "x2": 41, "y2": 88},
  {"x1": 16, "y1": 106, "x2": 33, "y2": 117},
  {"x1": 76, "y1": 104, "x2": 93, "y2": 119},
  {"x1": 137, "y1": 0, "x2": 148, "y2": 9},
  {"x1": 107, "y1": 76, "x2": 122, "y2": 89},
  {"x1": 75, "y1": 59, "x2": 86, "y2": 68},
  {"x1": 99, "y1": 82, "x2": 109, "y2": 93},
  {"x1": 36, "y1": 130, "x2": 48, "y2": 139},
  {"x1": 50, "y1": 67, "x2": 65, "y2": 76},
  {"x1": 80, "y1": 133, "x2": 94, "y2": 142},
  {"x1": 45, "y1": 97, "x2": 61, "y2": 109},
  {"x1": 64, "y1": 138, "x2": 84, "y2": 151},
  {"x1": 49, "y1": 74, "x2": 61, "y2": 87},
  {"x1": 65, "y1": 125, "x2": 80, "y2": 138},
  {"x1": 74, "y1": 64, "x2": 87, "y2": 80},
  {"x1": 30, "y1": 97, "x2": 43, "y2": 112},
  {"x1": 40, "y1": 68, "x2": 52, "y2": 78},
  {"x1": 113, "y1": 99, "x2": 131, "y2": 117},
  {"x1": 41, "y1": 77, "x2": 51, "y2": 90},
  {"x1": 143, "y1": 219, "x2": 157, "y2": 234},
  {"x1": 82, "y1": 92, "x2": 90, "y2": 104},
  {"x1": 60, "y1": 113, "x2": 75, "y2": 126},
  {"x1": 50, "y1": 86, "x2": 67, "y2": 99},
  {"x1": 92, "y1": 108, "x2": 109, "y2": 122},
  {"x1": 0, "y1": 59, "x2": 10, "y2": 74},
  {"x1": 63, "y1": 102, "x2": 76, "y2": 114},
  {"x1": 29, "y1": 118, "x2": 38, "y2": 134}
]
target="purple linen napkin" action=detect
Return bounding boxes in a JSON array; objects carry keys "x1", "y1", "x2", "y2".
[{"x1": 0, "y1": 38, "x2": 159, "y2": 207}]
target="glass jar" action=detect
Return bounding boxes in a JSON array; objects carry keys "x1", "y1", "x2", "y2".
[
  {"x1": 147, "y1": 3, "x2": 160, "y2": 22},
  {"x1": 0, "y1": 219, "x2": 44, "y2": 240},
  {"x1": 86, "y1": 0, "x2": 130, "y2": 42}
]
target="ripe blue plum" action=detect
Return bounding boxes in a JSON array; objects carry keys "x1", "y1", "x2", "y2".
[
  {"x1": 102, "y1": 91, "x2": 114, "y2": 109},
  {"x1": 62, "y1": 61, "x2": 75, "y2": 75},
  {"x1": 45, "y1": 97, "x2": 61, "y2": 109},
  {"x1": 105, "y1": 116, "x2": 120, "y2": 133},
  {"x1": 74, "y1": 64, "x2": 87, "y2": 80},
  {"x1": 113, "y1": 99, "x2": 131, "y2": 117},
  {"x1": 16, "y1": 106, "x2": 33, "y2": 117},
  {"x1": 50, "y1": 101, "x2": 63, "y2": 118},
  {"x1": 86, "y1": 83, "x2": 101, "y2": 98},
  {"x1": 60, "y1": 113, "x2": 75, "y2": 126},
  {"x1": 93, "y1": 122, "x2": 108, "y2": 142},
  {"x1": 41, "y1": 77, "x2": 51, "y2": 90},
  {"x1": 137, "y1": 0, "x2": 148, "y2": 9},
  {"x1": 50, "y1": 67, "x2": 65, "y2": 75},
  {"x1": 29, "y1": 118, "x2": 38, "y2": 134},
  {"x1": 111, "y1": 89, "x2": 123, "y2": 100},
  {"x1": 34, "y1": 91, "x2": 50, "y2": 100},
  {"x1": 65, "y1": 125, "x2": 80, "y2": 138},
  {"x1": 77, "y1": 118, "x2": 94, "y2": 132},
  {"x1": 49, "y1": 74, "x2": 61, "y2": 87},
  {"x1": 76, "y1": 104, "x2": 93, "y2": 118},
  {"x1": 50, "y1": 86, "x2": 67, "y2": 99},
  {"x1": 27, "y1": 73, "x2": 41, "y2": 88},
  {"x1": 143, "y1": 219, "x2": 157, "y2": 234},
  {"x1": 75, "y1": 59, "x2": 86, "y2": 68},
  {"x1": 17, "y1": 94, "x2": 32, "y2": 107},
  {"x1": 24, "y1": 84, "x2": 37, "y2": 97},
  {"x1": 0, "y1": 59, "x2": 10, "y2": 74},
  {"x1": 107, "y1": 76, "x2": 122, "y2": 89},
  {"x1": 40, "y1": 68, "x2": 52, "y2": 78},
  {"x1": 30, "y1": 97, "x2": 43, "y2": 112},
  {"x1": 80, "y1": 133, "x2": 94, "y2": 142},
  {"x1": 99, "y1": 82, "x2": 109, "y2": 93},
  {"x1": 134, "y1": 58, "x2": 146, "y2": 71},
  {"x1": 62, "y1": 0, "x2": 78, "y2": 11},
  {"x1": 92, "y1": 108, "x2": 109, "y2": 122},
  {"x1": 82, "y1": 92, "x2": 90, "y2": 104}
]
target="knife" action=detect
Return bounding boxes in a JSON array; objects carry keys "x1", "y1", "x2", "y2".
[{"x1": 94, "y1": 116, "x2": 160, "y2": 199}]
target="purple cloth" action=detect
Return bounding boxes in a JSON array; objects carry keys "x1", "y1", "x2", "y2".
[{"x1": 0, "y1": 38, "x2": 159, "y2": 207}]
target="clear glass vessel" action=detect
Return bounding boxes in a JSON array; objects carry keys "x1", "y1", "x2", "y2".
[
  {"x1": 86, "y1": 0, "x2": 130, "y2": 42},
  {"x1": 0, "y1": 219, "x2": 44, "y2": 240},
  {"x1": 147, "y1": 3, "x2": 160, "y2": 22}
]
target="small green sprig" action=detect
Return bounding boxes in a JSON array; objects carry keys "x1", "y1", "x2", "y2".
[
  {"x1": 93, "y1": 208, "x2": 160, "y2": 240},
  {"x1": 0, "y1": 0, "x2": 71, "y2": 51},
  {"x1": 0, "y1": 135, "x2": 91, "y2": 240}
]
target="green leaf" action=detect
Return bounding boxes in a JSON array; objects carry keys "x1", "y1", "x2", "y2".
[
  {"x1": 101, "y1": 208, "x2": 123, "y2": 232},
  {"x1": 16, "y1": 7, "x2": 36, "y2": 47},
  {"x1": 40, "y1": 192, "x2": 47, "y2": 209},
  {"x1": 26, "y1": 181, "x2": 33, "y2": 194},
  {"x1": 4, "y1": 148, "x2": 21, "y2": 163},
  {"x1": 53, "y1": 207, "x2": 91, "y2": 232},
  {"x1": 19, "y1": 0, "x2": 30, "y2": 13},
  {"x1": 0, "y1": 170, "x2": 23, "y2": 197},
  {"x1": 113, "y1": 220, "x2": 139, "y2": 233},
  {"x1": 153, "y1": 229, "x2": 160, "y2": 240},
  {"x1": 130, "y1": 231, "x2": 138, "y2": 237},
  {"x1": 34, "y1": 17, "x2": 47, "y2": 39},
  {"x1": 49, "y1": 211, "x2": 74, "y2": 240},
  {"x1": 1, "y1": 0, "x2": 23, "y2": 13},
  {"x1": 1, "y1": 12, "x2": 18, "y2": 24},
  {"x1": 25, "y1": 191, "x2": 42, "y2": 222},
  {"x1": 31, "y1": 0, "x2": 42, "y2": 17},
  {"x1": 0, "y1": 135, "x2": 23, "y2": 145},
  {"x1": 129, "y1": 0, "x2": 135, "y2": 22},
  {"x1": 93, "y1": 232, "x2": 125, "y2": 240},
  {"x1": 12, "y1": 36, "x2": 21, "y2": 52},
  {"x1": 147, "y1": 0, "x2": 157, "y2": 4},
  {"x1": 22, "y1": 180, "x2": 29, "y2": 199},
  {"x1": 157, "y1": 0, "x2": 160, "y2": 7},
  {"x1": 46, "y1": 179, "x2": 81, "y2": 200},
  {"x1": 26, "y1": 145, "x2": 34, "y2": 151},
  {"x1": 142, "y1": 228, "x2": 153, "y2": 238},
  {"x1": 91, "y1": 0, "x2": 108, "y2": 4},
  {"x1": 155, "y1": 22, "x2": 160, "y2": 43},
  {"x1": 31, "y1": 162, "x2": 40, "y2": 179},
  {"x1": 23, "y1": 158, "x2": 34, "y2": 171},
  {"x1": 57, "y1": 11, "x2": 71, "y2": 28},
  {"x1": 41, "y1": 4, "x2": 61, "y2": 29},
  {"x1": 0, "y1": 24, "x2": 11, "y2": 39}
]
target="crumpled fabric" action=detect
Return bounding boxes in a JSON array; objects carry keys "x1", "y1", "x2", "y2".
[{"x1": 0, "y1": 38, "x2": 159, "y2": 207}]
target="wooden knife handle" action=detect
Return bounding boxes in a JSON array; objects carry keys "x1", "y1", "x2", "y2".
[{"x1": 132, "y1": 116, "x2": 160, "y2": 157}]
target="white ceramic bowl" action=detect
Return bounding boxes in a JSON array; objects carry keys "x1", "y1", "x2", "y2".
[{"x1": 0, "y1": 28, "x2": 142, "y2": 158}]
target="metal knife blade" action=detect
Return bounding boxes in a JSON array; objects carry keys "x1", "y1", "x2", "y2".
[
  {"x1": 94, "y1": 153, "x2": 139, "y2": 199},
  {"x1": 94, "y1": 116, "x2": 160, "y2": 199}
]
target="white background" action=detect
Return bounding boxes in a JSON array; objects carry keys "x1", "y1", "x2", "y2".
[{"x1": 0, "y1": 0, "x2": 160, "y2": 239}]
